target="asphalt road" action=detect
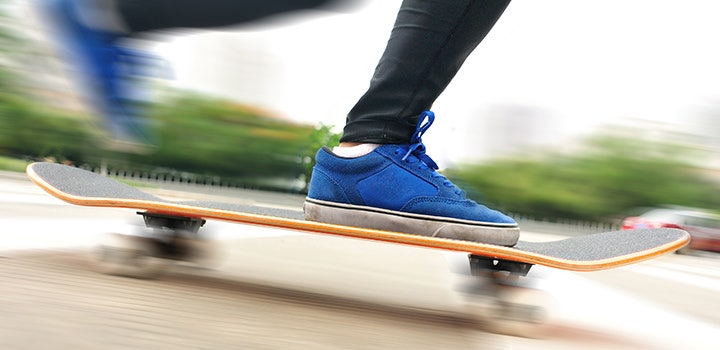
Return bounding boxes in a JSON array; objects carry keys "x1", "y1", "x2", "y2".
[{"x1": 1, "y1": 171, "x2": 718, "y2": 349}]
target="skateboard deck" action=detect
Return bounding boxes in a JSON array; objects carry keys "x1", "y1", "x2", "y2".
[{"x1": 26, "y1": 162, "x2": 689, "y2": 272}]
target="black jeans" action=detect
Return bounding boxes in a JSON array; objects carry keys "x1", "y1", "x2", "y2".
[
  {"x1": 117, "y1": 0, "x2": 511, "y2": 144},
  {"x1": 118, "y1": 0, "x2": 346, "y2": 31}
]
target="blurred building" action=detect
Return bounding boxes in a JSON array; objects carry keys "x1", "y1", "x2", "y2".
[
  {"x1": 163, "y1": 31, "x2": 283, "y2": 110},
  {"x1": 461, "y1": 104, "x2": 566, "y2": 161}
]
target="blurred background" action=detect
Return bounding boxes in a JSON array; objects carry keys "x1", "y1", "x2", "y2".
[
  {"x1": 1, "y1": 1, "x2": 719, "y2": 348},
  {"x1": 1, "y1": 0, "x2": 719, "y2": 227}
]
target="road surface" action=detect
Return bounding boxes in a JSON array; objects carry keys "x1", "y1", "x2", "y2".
[{"x1": 1, "y1": 171, "x2": 718, "y2": 349}]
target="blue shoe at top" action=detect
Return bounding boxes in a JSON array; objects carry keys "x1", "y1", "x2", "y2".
[
  {"x1": 40, "y1": 0, "x2": 159, "y2": 146},
  {"x1": 305, "y1": 111, "x2": 519, "y2": 246}
]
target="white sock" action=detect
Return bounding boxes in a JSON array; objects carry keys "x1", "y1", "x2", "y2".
[{"x1": 332, "y1": 143, "x2": 380, "y2": 158}]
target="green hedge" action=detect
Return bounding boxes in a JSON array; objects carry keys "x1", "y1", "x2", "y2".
[
  {"x1": 448, "y1": 135, "x2": 720, "y2": 222},
  {"x1": 0, "y1": 91, "x2": 339, "y2": 191}
]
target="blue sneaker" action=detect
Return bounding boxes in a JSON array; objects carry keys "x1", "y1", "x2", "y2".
[
  {"x1": 305, "y1": 111, "x2": 519, "y2": 246},
  {"x1": 39, "y1": 0, "x2": 158, "y2": 146}
]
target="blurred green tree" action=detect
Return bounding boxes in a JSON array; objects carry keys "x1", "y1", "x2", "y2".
[
  {"x1": 448, "y1": 133, "x2": 720, "y2": 222},
  {"x1": 300, "y1": 123, "x2": 341, "y2": 191}
]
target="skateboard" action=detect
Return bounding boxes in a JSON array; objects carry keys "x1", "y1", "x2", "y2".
[
  {"x1": 27, "y1": 162, "x2": 692, "y2": 336},
  {"x1": 27, "y1": 162, "x2": 689, "y2": 277}
]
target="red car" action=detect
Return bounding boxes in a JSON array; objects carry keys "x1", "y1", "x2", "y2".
[{"x1": 621, "y1": 208, "x2": 720, "y2": 254}]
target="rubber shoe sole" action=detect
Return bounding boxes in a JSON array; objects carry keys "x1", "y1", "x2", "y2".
[{"x1": 304, "y1": 198, "x2": 520, "y2": 246}]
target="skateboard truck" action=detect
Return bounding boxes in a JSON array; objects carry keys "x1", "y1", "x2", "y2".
[
  {"x1": 468, "y1": 255, "x2": 533, "y2": 276},
  {"x1": 139, "y1": 211, "x2": 206, "y2": 234},
  {"x1": 128, "y1": 211, "x2": 211, "y2": 263}
]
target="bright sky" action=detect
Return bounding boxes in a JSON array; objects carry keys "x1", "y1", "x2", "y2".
[{"x1": 159, "y1": 0, "x2": 720, "y2": 164}]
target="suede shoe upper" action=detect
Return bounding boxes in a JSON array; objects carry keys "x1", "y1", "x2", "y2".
[{"x1": 307, "y1": 111, "x2": 516, "y2": 226}]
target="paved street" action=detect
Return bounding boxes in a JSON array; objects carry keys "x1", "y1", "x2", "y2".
[{"x1": 1, "y1": 171, "x2": 718, "y2": 349}]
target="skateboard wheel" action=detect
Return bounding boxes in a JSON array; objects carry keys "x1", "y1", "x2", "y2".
[
  {"x1": 93, "y1": 233, "x2": 166, "y2": 279},
  {"x1": 463, "y1": 282, "x2": 553, "y2": 338},
  {"x1": 172, "y1": 236, "x2": 223, "y2": 268}
]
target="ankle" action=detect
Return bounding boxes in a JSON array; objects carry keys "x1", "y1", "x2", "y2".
[
  {"x1": 332, "y1": 143, "x2": 379, "y2": 158},
  {"x1": 338, "y1": 142, "x2": 362, "y2": 148}
]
